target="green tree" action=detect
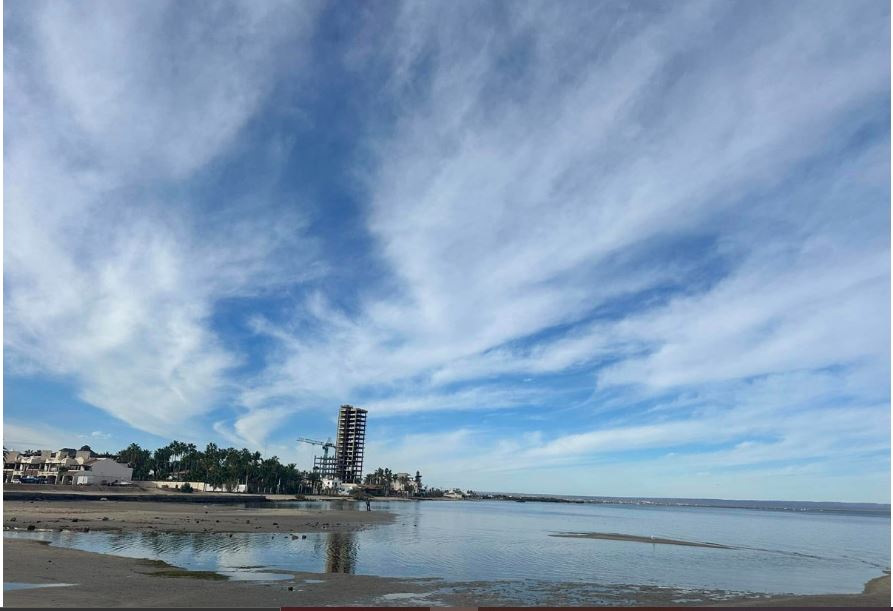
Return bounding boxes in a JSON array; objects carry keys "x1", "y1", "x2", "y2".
[
  {"x1": 397, "y1": 473, "x2": 410, "y2": 496},
  {"x1": 116, "y1": 443, "x2": 152, "y2": 480}
]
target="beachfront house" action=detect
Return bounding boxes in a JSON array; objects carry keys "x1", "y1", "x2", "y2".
[
  {"x1": 3, "y1": 448, "x2": 133, "y2": 485},
  {"x1": 71, "y1": 458, "x2": 134, "y2": 485},
  {"x1": 391, "y1": 472, "x2": 423, "y2": 496}
]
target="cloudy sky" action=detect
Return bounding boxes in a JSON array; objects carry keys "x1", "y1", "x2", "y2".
[{"x1": 4, "y1": 0, "x2": 890, "y2": 502}]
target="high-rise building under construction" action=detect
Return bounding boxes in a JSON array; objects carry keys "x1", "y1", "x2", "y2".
[{"x1": 334, "y1": 405, "x2": 367, "y2": 483}]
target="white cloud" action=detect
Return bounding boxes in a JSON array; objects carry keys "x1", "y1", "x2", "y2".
[
  {"x1": 5, "y1": 2, "x2": 320, "y2": 437},
  {"x1": 230, "y1": 407, "x2": 295, "y2": 450},
  {"x1": 5, "y1": 0, "x2": 888, "y2": 504},
  {"x1": 248, "y1": 1, "x2": 889, "y2": 430},
  {"x1": 600, "y1": 246, "x2": 890, "y2": 389},
  {"x1": 28, "y1": 1, "x2": 317, "y2": 180},
  {"x1": 4, "y1": 422, "x2": 81, "y2": 451},
  {"x1": 364, "y1": 428, "x2": 479, "y2": 483},
  {"x1": 366, "y1": 372, "x2": 890, "y2": 500}
]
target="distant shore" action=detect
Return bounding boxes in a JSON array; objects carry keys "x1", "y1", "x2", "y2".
[{"x1": 9, "y1": 485, "x2": 886, "y2": 517}]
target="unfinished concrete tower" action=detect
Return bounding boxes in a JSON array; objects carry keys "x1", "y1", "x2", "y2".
[{"x1": 334, "y1": 405, "x2": 367, "y2": 483}]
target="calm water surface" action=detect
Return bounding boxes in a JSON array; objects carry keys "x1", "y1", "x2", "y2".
[{"x1": 6, "y1": 500, "x2": 890, "y2": 596}]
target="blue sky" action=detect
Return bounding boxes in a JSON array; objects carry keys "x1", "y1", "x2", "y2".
[{"x1": 4, "y1": 0, "x2": 890, "y2": 502}]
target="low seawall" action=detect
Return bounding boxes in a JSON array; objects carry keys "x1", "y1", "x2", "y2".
[{"x1": 3, "y1": 490, "x2": 269, "y2": 504}]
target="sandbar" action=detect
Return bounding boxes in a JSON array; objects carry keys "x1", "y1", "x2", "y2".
[{"x1": 550, "y1": 531, "x2": 732, "y2": 548}]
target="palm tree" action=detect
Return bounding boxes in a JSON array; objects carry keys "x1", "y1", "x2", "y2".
[
  {"x1": 203, "y1": 443, "x2": 220, "y2": 487},
  {"x1": 153, "y1": 446, "x2": 174, "y2": 480},
  {"x1": 308, "y1": 469, "x2": 322, "y2": 494},
  {"x1": 397, "y1": 473, "x2": 410, "y2": 497},
  {"x1": 166, "y1": 441, "x2": 185, "y2": 480},
  {"x1": 183, "y1": 443, "x2": 198, "y2": 480},
  {"x1": 117, "y1": 443, "x2": 152, "y2": 480}
]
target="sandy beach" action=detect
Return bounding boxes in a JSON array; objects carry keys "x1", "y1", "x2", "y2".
[{"x1": 3, "y1": 499, "x2": 393, "y2": 534}]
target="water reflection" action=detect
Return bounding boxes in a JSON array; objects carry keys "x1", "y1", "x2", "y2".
[
  {"x1": 4, "y1": 500, "x2": 888, "y2": 596},
  {"x1": 325, "y1": 531, "x2": 357, "y2": 573}
]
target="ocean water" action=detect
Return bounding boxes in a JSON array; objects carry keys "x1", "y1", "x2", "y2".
[{"x1": 6, "y1": 499, "x2": 890, "y2": 596}]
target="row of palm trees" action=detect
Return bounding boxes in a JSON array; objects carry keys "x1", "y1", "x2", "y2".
[{"x1": 116, "y1": 441, "x2": 321, "y2": 494}]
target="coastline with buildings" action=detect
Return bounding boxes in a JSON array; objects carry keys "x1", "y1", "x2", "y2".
[
  {"x1": 3, "y1": 404, "x2": 889, "y2": 607},
  {"x1": 3, "y1": 406, "x2": 428, "y2": 499},
  {"x1": 5, "y1": 0, "x2": 889, "y2": 607}
]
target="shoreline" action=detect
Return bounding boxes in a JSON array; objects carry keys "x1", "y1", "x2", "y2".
[
  {"x1": 4, "y1": 496, "x2": 889, "y2": 607},
  {"x1": 3, "y1": 539, "x2": 448, "y2": 608},
  {"x1": 3, "y1": 537, "x2": 888, "y2": 607}
]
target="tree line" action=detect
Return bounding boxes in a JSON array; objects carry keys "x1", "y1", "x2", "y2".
[
  {"x1": 11, "y1": 441, "x2": 444, "y2": 497},
  {"x1": 116, "y1": 441, "x2": 321, "y2": 494}
]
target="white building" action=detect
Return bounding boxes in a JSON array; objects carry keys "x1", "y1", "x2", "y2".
[
  {"x1": 338, "y1": 483, "x2": 360, "y2": 496},
  {"x1": 146, "y1": 481, "x2": 248, "y2": 493},
  {"x1": 392, "y1": 473, "x2": 421, "y2": 495},
  {"x1": 72, "y1": 458, "x2": 133, "y2": 485},
  {"x1": 3, "y1": 448, "x2": 132, "y2": 485},
  {"x1": 391, "y1": 472, "x2": 422, "y2": 496},
  {"x1": 321, "y1": 477, "x2": 343, "y2": 493}
]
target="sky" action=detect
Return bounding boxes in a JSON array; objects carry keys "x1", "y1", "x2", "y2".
[{"x1": 3, "y1": 0, "x2": 891, "y2": 502}]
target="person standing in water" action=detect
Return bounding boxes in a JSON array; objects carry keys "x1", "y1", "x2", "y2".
[{"x1": 366, "y1": 499, "x2": 371, "y2": 511}]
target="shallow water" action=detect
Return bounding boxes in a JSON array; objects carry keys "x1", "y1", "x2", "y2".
[
  {"x1": 4, "y1": 582, "x2": 76, "y2": 591},
  {"x1": 6, "y1": 500, "x2": 890, "y2": 595}
]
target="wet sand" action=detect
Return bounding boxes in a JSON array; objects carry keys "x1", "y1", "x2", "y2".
[
  {"x1": 551, "y1": 531, "x2": 732, "y2": 548},
  {"x1": 4, "y1": 538, "x2": 888, "y2": 607},
  {"x1": 3, "y1": 538, "x2": 448, "y2": 607},
  {"x1": 3, "y1": 499, "x2": 394, "y2": 534},
  {"x1": 722, "y1": 573, "x2": 890, "y2": 607}
]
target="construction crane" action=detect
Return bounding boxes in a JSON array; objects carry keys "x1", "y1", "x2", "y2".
[{"x1": 297, "y1": 437, "x2": 336, "y2": 460}]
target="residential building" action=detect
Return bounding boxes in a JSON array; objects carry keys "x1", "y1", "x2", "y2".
[
  {"x1": 392, "y1": 472, "x2": 422, "y2": 495},
  {"x1": 3, "y1": 448, "x2": 132, "y2": 485},
  {"x1": 72, "y1": 458, "x2": 134, "y2": 485}
]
